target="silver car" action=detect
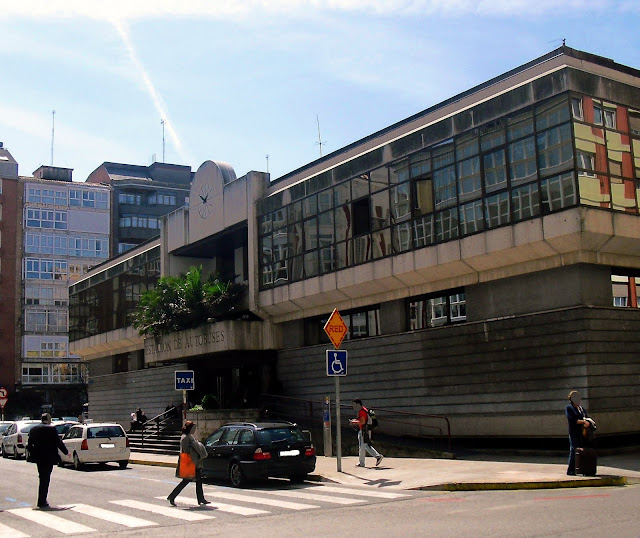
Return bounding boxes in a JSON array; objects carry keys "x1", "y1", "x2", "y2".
[{"x1": 1, "y1": 420, "x2": 40, "y2": 459}]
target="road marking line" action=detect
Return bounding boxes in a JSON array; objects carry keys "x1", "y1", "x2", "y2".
[
  {"x1": 62, "y1": 503, "x2": 156, "y2": 528},
  {"x1": 313, "y1": 486, "x2": 409, "y2": 499},
  {"x1": 202, "y1": 490, "x2": 318, "y2": 510},
  {"x1": 153, "y1": 496, "x2": 268, "y2": 516},
  {"x1": 260, "y1": 489, "x2": 365, "y2": 505},
  {"x1": 7, "y1": 508, "x2": 96, "y2": 534},
  {"x1": 534, "y1": 494, "x2": 611, "y2": 501},
  {"x1": 419, "y1": 498, "x2": 466, "y2": 502},
  {"x1": 0, "y1": 521, "x2": 29, "y2": 537},
  {"x1": 115, "y1": 500, "x2": 216, "y2": 520}
]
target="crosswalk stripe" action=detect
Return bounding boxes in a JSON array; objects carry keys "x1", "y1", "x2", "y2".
[
  {"x1": 315, "y1": 486, "x2": 410, "y2": 499},
  {"x1": 114, "y1": 500, "x2": 216, "y2": 521},
  {"x1": 261, "y1": 489, "x2": 365, "y2": 505},
  {"x1": 63, "y1": 503, "x2": 157, "y2": 528},
  {"x1": 202, "y1": 490, "x2": 318, "y2": 510},
  {"x1": 0, "y1": 521, "x2": 29, "y2": 538},
  {"x1": 154, "y1": 496, "x2": 268, "y2": 516},
  {"x1": 7, "y1": 507, "x2": 96, "y2": 534}
]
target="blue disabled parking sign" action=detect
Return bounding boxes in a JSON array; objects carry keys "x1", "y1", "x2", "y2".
[
  {"x1": 326, "y1": 350, "x2": 347, "y2": 376},
  {"x1": 175, "y1": 370, "x2": 195, "y2": 390}
]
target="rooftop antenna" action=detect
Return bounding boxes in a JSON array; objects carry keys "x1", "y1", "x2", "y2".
[
  {"x1": 51, "y1": 110, "x2": 56, "y2": 165},
  {"x1": 160, "y1": 119, "x2": 166, "y2": 162},
  {"x1": 265, "y1": 154, "x2": 270, "y2": 174},
  {"x1": 315, "y1": 114, "x2": 326, "y2": 158}
]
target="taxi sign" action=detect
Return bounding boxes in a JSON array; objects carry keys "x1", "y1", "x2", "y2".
[
  {"x1": 175, "y1": 370, "x2": 195, "y2": 391},
  {"x1": 323, "y1": 309, "x2": 348, "y2": 349}
]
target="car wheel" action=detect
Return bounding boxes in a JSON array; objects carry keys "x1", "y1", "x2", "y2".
[
  {"x1": 25, "y1": 448, "x2": 30, "y2": 462},
  {"x1": 229, "y1": 461, "x2": 246, "y2": 487},
  {"x1": 118, "y1": 460, "x2": 128, "y2": 469},
  {"x1": 289, "y1": 473, "x2": 308, "y2": 483},
  {"x1": 73, "y1": 452, "x2": 83, "y2": 471},
  {"x1": 1, "y1": 446, "x2": 7, "y2": 458}
]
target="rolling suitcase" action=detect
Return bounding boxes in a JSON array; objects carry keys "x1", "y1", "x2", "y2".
[{"x1": 575, "y1": 447, "x2": 597, "y2": 476}]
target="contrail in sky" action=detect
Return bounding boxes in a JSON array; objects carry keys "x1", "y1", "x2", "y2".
[{"x1": 111, "y1": 18, "x2": 190, "y2": 164}]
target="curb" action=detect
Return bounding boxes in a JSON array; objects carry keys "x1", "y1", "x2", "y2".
[
  {"x1": 129, "y1": 459, "x2": 176, "y2": 468},
  {"x1": 415, "y1": 476, "x2": 627, "y2": 491}
]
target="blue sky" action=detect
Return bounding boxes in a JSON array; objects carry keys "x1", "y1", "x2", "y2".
[{"x1": 1, "y1": 1, "x2": 639, "y2": 183}]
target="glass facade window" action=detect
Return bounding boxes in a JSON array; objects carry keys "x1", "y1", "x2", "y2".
[
  {"x1": 407, "y1": 290, "x2": 466, "y2": 330},
  {"x1": 257, "y1": 92, "x2": 640, "y2": 290},
  {"x1": 69, "y1": 246, "x2": 161, "y2": 341}
]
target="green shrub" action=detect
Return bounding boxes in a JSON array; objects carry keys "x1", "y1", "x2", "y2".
[{"x1": 201, "y1": 394, "x2": 219, "y2": 410}]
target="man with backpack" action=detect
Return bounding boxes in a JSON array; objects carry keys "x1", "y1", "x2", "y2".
[{"x1": 350, "y1": 398, "x2": 383, "y2": 468}]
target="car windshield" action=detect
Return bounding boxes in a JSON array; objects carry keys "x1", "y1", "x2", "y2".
[
  {"x1": 54, "y1": 424, "x2": 73, "y2": 435},
  {"x1": 88, "y1": 426, "x2": 124, "y2": 438},
  {"x1": 256, "y1": 427, "x2": 306, "y2": 444}
]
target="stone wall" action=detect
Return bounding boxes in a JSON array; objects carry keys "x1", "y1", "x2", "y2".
[
  {"x1": 276, "y1": 306, "x2": 640, "y2": 439},
  {"x1": 87, "y1": 363, "x2": 188, "y2": 427},
  {"x1": 186, "y1": 409, "x2": 261, "y2": 441}
]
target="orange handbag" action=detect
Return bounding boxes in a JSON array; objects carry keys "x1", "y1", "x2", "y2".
[{"x1": 176, "y1": 452, "x2": 196, "y2": 479}]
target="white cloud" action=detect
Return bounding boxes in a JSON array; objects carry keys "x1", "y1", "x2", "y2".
[
  {"x1": 3, "y1": 0, "x2": 626, "y2": 21},
  {"x1": 111, "y1": 20, "x2": 192, "y2": 164}
]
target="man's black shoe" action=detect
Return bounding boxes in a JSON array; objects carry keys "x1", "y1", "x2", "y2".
[{"x1": 37, "y1": 503, "x2": 50, "y2": 509}]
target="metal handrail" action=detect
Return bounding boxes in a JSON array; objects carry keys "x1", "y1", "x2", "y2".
[
  {"x1": 259, "y1": 393, "x2": 452, "y2": 453},
  {"x1": 138, "y1": 408, "x2": 180, "y2": 447}
]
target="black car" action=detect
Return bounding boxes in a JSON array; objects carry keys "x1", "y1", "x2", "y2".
[{"x1": 201, "y1": 422, "x2": 316, "y2": 487}]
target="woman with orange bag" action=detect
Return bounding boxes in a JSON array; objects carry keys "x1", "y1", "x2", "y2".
[{"x1": 167, "y1": 421, "x2": 210, "y2": 506}]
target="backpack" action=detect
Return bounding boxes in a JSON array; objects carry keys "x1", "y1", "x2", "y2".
[{"x1": 366, "y1": 407, "x2": 379, "y2": 430}]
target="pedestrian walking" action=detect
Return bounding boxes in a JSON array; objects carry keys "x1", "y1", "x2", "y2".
[
  {"x1": 26, "y1": 413, "x2": 69, "y2": 509},
  {"x1": 565, "y1": 390, "x2": 591, "y2": 475},
  {"x1": 350, "y1": 398, "x2": 383, "y2": 468},
  {"x1": 167, "y1": 421, "x2": 210, "y2": 506}
]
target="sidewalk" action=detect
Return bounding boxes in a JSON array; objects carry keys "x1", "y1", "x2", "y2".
[{"x1": 129, "y1": 449, "x2": 640, "y2": 491}]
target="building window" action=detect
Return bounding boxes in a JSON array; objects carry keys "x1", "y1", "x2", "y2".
[
  {"x1": 25, "y1": 258, "x2": 67, "y2": 280},
  {"x1": 612, "y1": 274, "x2": 638, "y2": 308},
  {"x1": 571, "y1": 97, "x2": 584, "y2": 120},
  {"x1": 148, "y1": 193, "x2": 176, "y2": 205},
  {"x1": 407, "y1": 289, "x2": 466, "y2": 330},
  {"x1": 305, "y1": 306, "x2": 380, "y2": 345},
  {"x1": 593, "y1": 104, "x2": 604, "y2": 126},
  {"x1": 24, "y1": 310, "x2": 68, "y2": 332},
  {"x1": 26, "y1": 209, "x2": 67, "y2": 230},
  {"x1": 576, "y1": 151, "x2": 596, "y2": 176},
  {"x1": 118, "y1": 243, "x2": 137, "y2": 254},
  {"x1": 119, "y1": 193, "x2": 142, "y2": 205},
  {"x1": 352, "y1": 198, "x2": 371, "y2": 237}
]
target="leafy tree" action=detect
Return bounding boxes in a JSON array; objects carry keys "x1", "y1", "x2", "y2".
[{"x1": 133, "y1": 266, "x2": 247, "y2": 336}]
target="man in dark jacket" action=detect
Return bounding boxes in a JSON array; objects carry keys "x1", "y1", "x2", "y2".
[{"x1": 26, "y1": 413, "x2": 69, "y2": 509}]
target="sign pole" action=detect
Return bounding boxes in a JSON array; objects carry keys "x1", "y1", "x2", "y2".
[
  {"x1": 182, "y1": 389, "x2": 187, "y2": 421},
  {"x1": 335, "y1": 377, "x2": 342, "y2": 472}
]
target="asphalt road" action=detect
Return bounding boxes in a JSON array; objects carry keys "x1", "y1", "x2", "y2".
[{"x1": 1, "y1": 457, "x2": 639, "y2": 537}]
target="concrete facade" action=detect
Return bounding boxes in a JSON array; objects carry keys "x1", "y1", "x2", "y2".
[{"x1": 70, "y1": 47, "x2": 640, "y2": 441}]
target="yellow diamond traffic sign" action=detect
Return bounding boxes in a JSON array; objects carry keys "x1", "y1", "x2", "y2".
[{"x1": 324, "y1": 308, "x2": 348, "y2": 349}]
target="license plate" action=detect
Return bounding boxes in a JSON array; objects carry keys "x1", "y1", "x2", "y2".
[
  {"x1": 279, "y1": 449, "x2": 300, "y2": 457},
  {"x1": 100, "y1": 443, "x2": 115, "y2": 448}
]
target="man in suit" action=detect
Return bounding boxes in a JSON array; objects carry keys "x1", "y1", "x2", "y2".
[{"x1": 26, "y1": 413, "x2": 69, "y2": 509}]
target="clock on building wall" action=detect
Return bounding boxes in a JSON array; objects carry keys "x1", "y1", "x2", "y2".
[{"x1": 196, "y1": 183, "x2": 213, "y2": 219}]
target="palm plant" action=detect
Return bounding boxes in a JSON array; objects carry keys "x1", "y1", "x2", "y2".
[{"x1": 133, "y1": 266, "x2": 247, "y2": 336}]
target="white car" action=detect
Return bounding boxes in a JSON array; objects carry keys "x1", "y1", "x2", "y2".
[
  {"x1": 1, "y1": 420, "x2": 40, "y2": 459},
  {"x1": 59, "y1": 423, "x2": 130, "y2": 470}
]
